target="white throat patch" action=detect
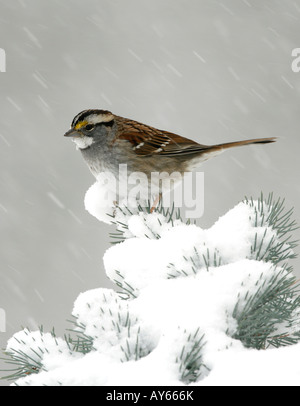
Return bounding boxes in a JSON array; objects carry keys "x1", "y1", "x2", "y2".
[{"x1": 72, "y1": 136, "x2": 94, "y2": 150}]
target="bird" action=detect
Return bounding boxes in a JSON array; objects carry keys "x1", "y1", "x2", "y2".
[{"x1": 64, "y1": 109, "x2": 276, "y2": 208}]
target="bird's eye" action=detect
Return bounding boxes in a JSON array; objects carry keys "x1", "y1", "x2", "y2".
[{"x1": 85, "y1": 124, "x2": 95, "y2": 131}]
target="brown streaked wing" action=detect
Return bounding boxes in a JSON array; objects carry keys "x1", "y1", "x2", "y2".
[{"x1": 115, "y1": 118, "x2": 207, "y2": 157}]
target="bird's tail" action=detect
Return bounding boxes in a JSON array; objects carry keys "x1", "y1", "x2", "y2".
[{"x1": 210, "y1": 137, "x2": 276, "y2": 152}]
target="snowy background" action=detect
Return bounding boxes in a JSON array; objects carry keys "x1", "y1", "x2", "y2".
[{"x1": 0, "y1": 0, "x2": 300, "y2": 386}]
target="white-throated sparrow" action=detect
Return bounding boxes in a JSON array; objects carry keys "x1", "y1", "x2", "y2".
[
  {"x1": 64, "y1": 109, "x2": 276, "y2": 208},
  {"x1": 65, "y1": 109, "x2": 275, "y2": 175}
]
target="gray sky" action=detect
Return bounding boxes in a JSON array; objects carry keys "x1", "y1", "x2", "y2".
[{"x1": 1, "y1": 0, "x2": 300, "y2": 385}]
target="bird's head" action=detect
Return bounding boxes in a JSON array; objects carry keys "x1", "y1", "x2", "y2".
[{"x1": 64, "y1": 109, "x2": 115, "y2": 150}]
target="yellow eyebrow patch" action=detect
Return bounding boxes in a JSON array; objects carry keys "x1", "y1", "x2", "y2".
[{"x1": 75, "y1": 120, "x2": 88, "y2": 130}]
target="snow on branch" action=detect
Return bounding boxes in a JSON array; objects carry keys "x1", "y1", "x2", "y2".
[{"x1": 2, "y1": 191, "x2": 300, "y2": 386}]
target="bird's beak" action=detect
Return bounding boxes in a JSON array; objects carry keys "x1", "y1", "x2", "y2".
[{"x1": 64, "y1": 128, "x2": 81, "y2": 138}]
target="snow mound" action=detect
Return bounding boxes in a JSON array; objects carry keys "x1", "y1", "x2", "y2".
[{"x1": 5, "y1": 189, "x2": 300, "y2": 386}]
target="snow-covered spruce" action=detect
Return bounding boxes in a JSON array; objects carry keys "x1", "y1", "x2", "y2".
[{"x1": 2, "y1": 191, "x2": 300, "y2": 386}]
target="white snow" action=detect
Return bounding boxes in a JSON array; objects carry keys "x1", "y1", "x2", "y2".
[
  {"x1": 5, "y1": 184, "x2": 300, "y2": 386},
  {"x1": 84, "y1": 181, "x2": 116, "y2": 224},
  {"x1": 6, "y1": 329, "x2": 79, "y2": 374}
]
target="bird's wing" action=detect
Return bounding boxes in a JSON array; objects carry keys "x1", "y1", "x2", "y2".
[{"x1": 115, "y1": 118, "x2": 209, "y2": 157}]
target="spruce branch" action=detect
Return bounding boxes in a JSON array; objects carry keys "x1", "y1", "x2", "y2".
[
  {"x1": 113, "y1": 270, "x2": 138, "y2": 299},
  {"x1": 70, "y1": 290, "x2": 154, "y2": 363},
  {"x1": 176, "y1": 328, "x2": 209, "y2": 384},
  {"x1": 244, "y1": 192, "x2": 298, "y2": 266},
  {"x1": 66, "y1": 317, "x2": 95, "y2": 354},
  {"x1": 108, "y1": 199, "x2": 186, "y2": 244},
  {"x1": 1, "y1": 348, "x2": 44, "y2": 381},
  {"x1": 1, "y1": 327, "x2": 72, "y2": 381},
  {"x1": 231, "y1": 265, "x2": 300, "y2": 349},
  {"x1": 167, "y1": 246, "x2": 222, "y2": 278}
]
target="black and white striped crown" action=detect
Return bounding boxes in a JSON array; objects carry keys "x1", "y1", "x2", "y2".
[{"x1": 71, "y1": 109, "x2": 114, "y2": 129}]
